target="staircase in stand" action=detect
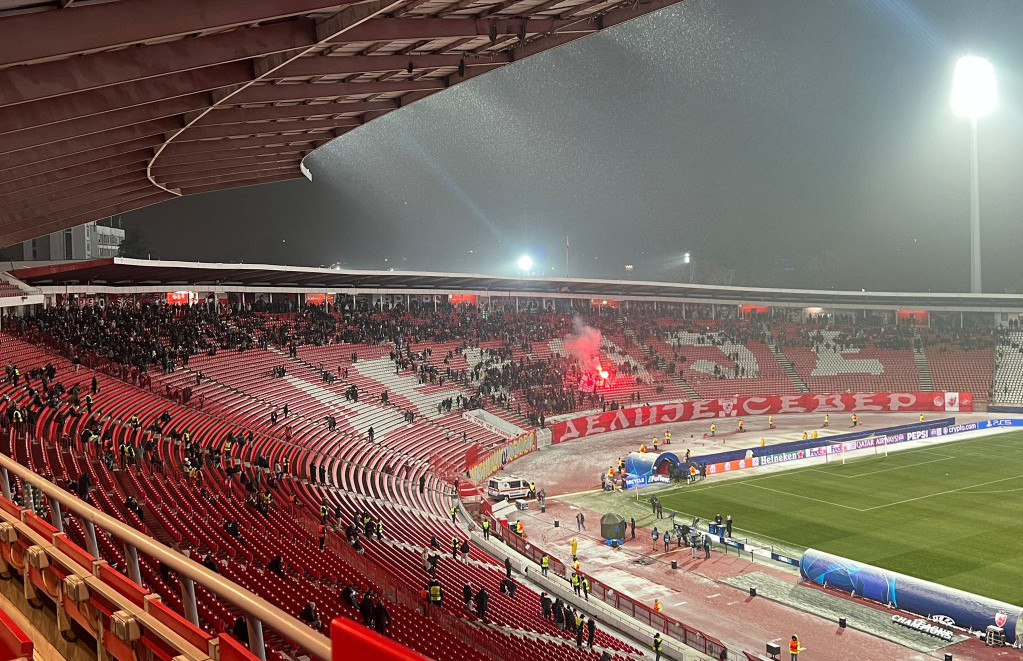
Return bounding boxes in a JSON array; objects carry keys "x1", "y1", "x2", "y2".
[
  {"x1": 912, "y1": 328, "x2": 934, "y2": 391},
  {"x1": 766, "y1": 331, "x2": 809, "y2": 393},
  {"x1": 628, "y1": 329, "x2": 701, "y2": 400},
  {"x1": 113, "y1": 468, "x2": 176, "y2": 547}
]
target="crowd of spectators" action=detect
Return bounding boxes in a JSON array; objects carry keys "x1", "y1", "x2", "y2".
[{"x1": 4, "y1": 299, "x2": 1008, "y2": 425}]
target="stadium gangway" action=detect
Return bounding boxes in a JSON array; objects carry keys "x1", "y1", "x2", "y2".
[{"x1": 0, "y1": 446, "x2": 348, "y2": 661}]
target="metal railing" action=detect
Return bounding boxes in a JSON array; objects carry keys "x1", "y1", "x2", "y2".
[
  {"x1": 0, "y1": 447, "x2": 331, "y2": 661},
  {"x1": 484, "y1": 513, "x2": 730, "y2": 659}
]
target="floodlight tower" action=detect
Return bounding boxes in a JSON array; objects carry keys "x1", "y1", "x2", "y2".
[{"x1": 951, "y1": 55, "x2": 996, "y2": 294}]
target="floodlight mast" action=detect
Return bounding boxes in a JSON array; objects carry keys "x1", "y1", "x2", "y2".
[{"x1": 951, "y1": 56, "x2": 996, "y2": 294}]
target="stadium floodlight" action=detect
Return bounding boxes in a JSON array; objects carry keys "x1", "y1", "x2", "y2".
[
  {"x1": 951, "y1": 55, "x2": 996, "y2": 294},
  {"x1": 683, "y1": 252, "x2": 691, "y2": 265},
  {"x1": 952, "y1": 56, "x2": 996, "y2": 119},
  {"x1": 517, "y1": 254, "x2": 534, "y2": 272}
]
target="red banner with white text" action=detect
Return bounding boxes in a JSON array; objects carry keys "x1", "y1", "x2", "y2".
[{"x1": 550, "y1": 392, "x2": 972, "y2": 444}]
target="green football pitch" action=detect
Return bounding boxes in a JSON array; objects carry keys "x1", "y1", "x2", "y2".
[{"x1": 570, "y1": 430, "x2": 1023, "y2": 605}]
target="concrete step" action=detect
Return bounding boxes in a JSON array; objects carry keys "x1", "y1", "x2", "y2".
[{"x1": 766, "y1": 331, "x2": 808, "y2": 393}]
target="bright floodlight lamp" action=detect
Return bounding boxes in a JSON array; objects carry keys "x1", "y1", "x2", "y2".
[
  {"x1": 952, "y1": 56, "x2": 996, "y2": 118},
  {"x1": 517, "y1": 255, "x2": 534, "y2": 272},
  {"x1": 951, "y1": 56, "x2": 995, "y2": 294},
  {"x1": 683, "y1": 252, "x2": 691, "y2": 265}
]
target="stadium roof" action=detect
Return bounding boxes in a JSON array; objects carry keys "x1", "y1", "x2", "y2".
[
  {"x1": 13, "y1": 257, "x2": 1023, "y2": 311},
  {"x1": 0, "y1": 0, "x2": 679, "y2": 247}
]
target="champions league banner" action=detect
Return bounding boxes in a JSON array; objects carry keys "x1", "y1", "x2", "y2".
[
  {"x1": 551, "y1": 392, "x2": 973, "y2": 444},
  {"x1": 800, "y1": 549, "x2": 1023, "y2": 643}
]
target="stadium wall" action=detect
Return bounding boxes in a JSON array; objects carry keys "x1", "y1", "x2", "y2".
[
  {"x1": 800, "y1": 548, "x2": 1023, "y2": 644},
  {"x1": 987, "y1": 406, "x2": 1023, "y2": 414},
  {"x1": 550, "y1": 392, "x2": 973, "y2": 444}
]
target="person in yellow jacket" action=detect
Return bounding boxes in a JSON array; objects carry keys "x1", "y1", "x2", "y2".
[
  {"x1": 920, "y1": 413, "x2": 925, "y2": 423},
  {"x1": 760, "y1": 437, "x2": 766, "y2": 447},
  {"x1": 801, "y1": 431, "x2": 808, "y2": 440},
  {"x1": 789, "y1": 634, "x2": 802, "y2": 660},
  {"x1": 652, "y1": 437, "x2": 659, "y2": 450},
  {"x1": 540, "y1": 554, "x2": 550, "y2": 577},
  {"x1": 571, "y1": 537, "x2": 578, "y2": 559},
  {"x1": 516, "y1": 520, "x2": 524, "y2": 535},
  {"x1": 654, "y1": 599, "x2": 662, "y2": 613},
  {"x1": 851, "y1": 413, "x2": 859, "y2": 427},
  {"x1": 811, "y1": 430, "x2": 818, "y2": 439},
  {"x1": 710, "y1": 423, "x2": 716, "y2": 436},
  {"x1": 664, "y1": 431, "x2": 671, "y2": 444},
  {"x1": 639, "y1": 444, "x2": 646, "y2": 453},
  {"x1": 768, "y1": 415, "x2": 775, "y2": 429},
  {"x1": 823, "y1": 414, "x2": 829, "y2": 427}
]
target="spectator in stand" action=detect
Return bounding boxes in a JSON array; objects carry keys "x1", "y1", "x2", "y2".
[
  {"x1": 299, "y1": 602, "x2": 321, "y2": 630},
  {"x1": 474, "y1": 587, "x2": 489, "y2": 622},
  {"x1": 359, "y1": 592, "x2": 374, "y2": 627},
  {"x1": 372, "y1": 596, "x2": 391, "y2": 636}
]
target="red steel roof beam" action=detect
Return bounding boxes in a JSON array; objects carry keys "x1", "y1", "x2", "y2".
[
  {"x1": 0, "y1": 20, "x2": 318, "y2": 107},
  {"x1": 0, "y1": 62, "x2": 253, "y2": 135},
  {"x1": 175, "y1": 117, "x2": 364, "y2": 142},
  {"x1": 0, "y1": 0, "x2": 354, "y2": 68},
  {"x1": 193, "y1": 101, "x2": 390, "y2": 125}
]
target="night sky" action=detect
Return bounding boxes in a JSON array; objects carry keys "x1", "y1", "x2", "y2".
[{"x1": 123, "y1": 0, "x2": 1023, "y2": 293}]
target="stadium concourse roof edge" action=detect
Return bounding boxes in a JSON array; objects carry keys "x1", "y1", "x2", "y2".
[{"x1": 9, "y1": 256, "x2": 1023, "y2": 311}]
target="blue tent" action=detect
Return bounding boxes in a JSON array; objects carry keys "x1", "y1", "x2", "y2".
[{"x1": 624, "y1": 451, "x2": 680, "y2": 478}]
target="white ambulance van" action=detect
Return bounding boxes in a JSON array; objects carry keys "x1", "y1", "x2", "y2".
[{"x1": 486, "y1": 475, "x2": 530, "y2": 501}]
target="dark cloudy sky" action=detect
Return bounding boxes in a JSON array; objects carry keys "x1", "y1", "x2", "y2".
[{"x1": 123, "y1": 0, "x2": 1023, "y2": 293}]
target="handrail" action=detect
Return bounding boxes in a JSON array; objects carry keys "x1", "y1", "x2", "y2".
[{"x1": 0, "y1": 450, "x2": 332, "y2": 661}]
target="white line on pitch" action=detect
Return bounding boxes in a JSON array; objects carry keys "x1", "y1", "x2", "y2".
[
  {"x1": 864, "y1": 473, "x2": 1023, "y2": 511},
  {"x1": 811, "y1": 454, "x2": 956, "y2": 479},
  {"x1": 707, "y1": 593, "x2": 721, "y2": 598}
]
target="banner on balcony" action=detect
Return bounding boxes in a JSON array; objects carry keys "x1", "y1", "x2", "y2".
[
  {"x1": 550, "y1": 392, "x2": 973, "y2": 444},
  {"x1": 467, "y1": 431, "x2": 538, "y2": 484}
]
